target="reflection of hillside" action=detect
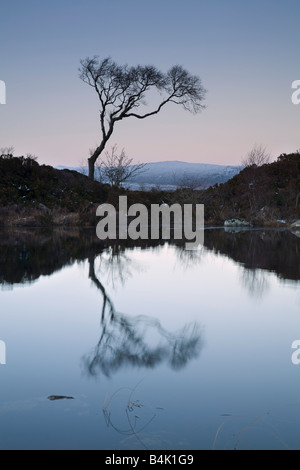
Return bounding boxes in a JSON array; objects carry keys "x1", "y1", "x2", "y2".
[
  {"x1": 0, "y1": 228, "x2": 105, "y2": 286},
  {"x1": 0, "y1": 228, "x2": 300, "y2": 286},
  {"x1": 0, "y1": 229, "x2": 165, "y2": 286},
  {"x1": 204, "y1": 228, "x2": 300, "y2": 281}
]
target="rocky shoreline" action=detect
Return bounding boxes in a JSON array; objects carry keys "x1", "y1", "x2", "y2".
[{"x1": 1, "y1": 204, "x2": 299, "y2": 232}]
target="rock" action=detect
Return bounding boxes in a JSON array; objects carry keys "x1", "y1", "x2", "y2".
[
  {"x1": 224, "y1": 226, "x2": 250, "y2": 233},
  {"x1": 224, "y1": 218, "x2": 252, "y2": 227},
  {"x1": 290, "y1": 220, "x2": 300, "y2": 238},
  {"x1": 47, "y1": 395, "x2": 74, "y2": 401},
  {"x1": 291, "y1": 220, "x2": 300, "y2": 228}
]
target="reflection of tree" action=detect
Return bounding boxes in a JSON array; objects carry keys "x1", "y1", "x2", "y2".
[
  {"x1": 173, "y1": 243, "x2": 204, "y2": 270},
  {"x1": 94, "y1": 245, "x2": 140, "y2": 288},
  {"x1": 240, "y1": 268, "x2": 270, "y2": 299},
  {"x1": 88, "y1": 254, "x2": 115, "y2": 321},
  {"x1": 83, "y1": 253, "x2": 203, "y2": 378}
]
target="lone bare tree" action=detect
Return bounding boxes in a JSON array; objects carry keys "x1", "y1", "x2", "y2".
[
  {"x1": 242, "y1": 144, "x2": 271, "y2": 168},
  {"x1": 0, "y1": 146, "x2": 14, "y2": 157},
  {"x1": 95, "y1": 144, "x2": 146, "y2": 188},
  {"x1": 242, "y1": 144, "x2": 272, "y2": 217},
  {"x1": 79, "y1": 57, "x2": 206, "y2": 180}
]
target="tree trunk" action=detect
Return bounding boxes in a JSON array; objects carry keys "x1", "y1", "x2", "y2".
[
  {"x1": 88, "y1": 157, "x2": 95, "y2": 181},
  {"x1": 88, "y1": 139, "x2": 110, "y2": 181}
]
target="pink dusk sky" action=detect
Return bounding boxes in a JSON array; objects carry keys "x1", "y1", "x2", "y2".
[{"x1": 1, "y1": 0, "x2": 299, "y2": 168}]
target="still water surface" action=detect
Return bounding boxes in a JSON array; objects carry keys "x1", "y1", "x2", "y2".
[{"x1": 0, "y1": 228, "x2": 299, "y2": 450}]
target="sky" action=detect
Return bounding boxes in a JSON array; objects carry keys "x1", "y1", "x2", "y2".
[{"x1": 0, "y1": 0, "x2": 299, "y2": 168}]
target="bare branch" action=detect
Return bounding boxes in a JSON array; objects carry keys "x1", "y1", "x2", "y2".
[
  {"x1": 0, "y1": 146, "x2": 15, "y2": 157},
  {"x1": 97, "y1": 145, "x2": 146, "y2": 188},
  {"x1": 242, "y1": 144, "x2": 271, "y2": 168}
]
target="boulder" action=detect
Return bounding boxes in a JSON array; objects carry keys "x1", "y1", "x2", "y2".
[
  {"x1": 291, "y1": 220, "x2": 300, "y2": 228},
  {"x1": 224, "y1": 218, "x2": 252, "y2": 227},
  {"x1": 224, "y1": 226, "x2": 249, "y2": 233}
]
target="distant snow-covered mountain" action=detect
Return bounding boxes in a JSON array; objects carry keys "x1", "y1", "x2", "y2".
[
  {"x1": 125, "y1": 160, "x2": 242, "y2": 189},
  {"x1": 56, "y1": 160, "x2": 242, "y2": 190}
]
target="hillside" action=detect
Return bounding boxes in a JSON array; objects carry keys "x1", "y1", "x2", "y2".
[
  {"x1": 198, "y1": 152, "x2": 300, "y2": 225},
  {"x1": 0, "y1": 154, "x2": 174, "y2": 226},
  {"x1": 0, "y1": 155, "x2": 111, "y2": 208},
  {"x1": 0, "y1": 155, "x2": 111, "y2": 226},
  {"x1": 0, "y1": 152, "x2": 299, "y2": 228}
]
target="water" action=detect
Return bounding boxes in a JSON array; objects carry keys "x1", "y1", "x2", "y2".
[{"x1": 0, "y1": 227, "x2": 299, "y2": 450}]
